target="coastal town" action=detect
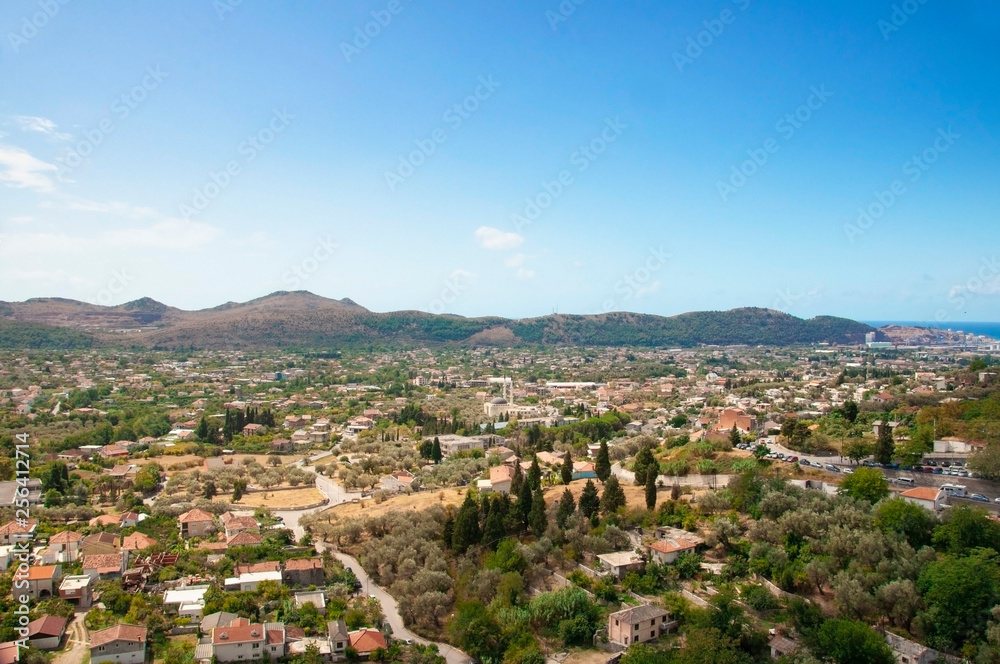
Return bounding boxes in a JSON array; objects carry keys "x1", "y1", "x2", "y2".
[{"x1": 1, "y1": 335, "x2": 999, "y2": 664}]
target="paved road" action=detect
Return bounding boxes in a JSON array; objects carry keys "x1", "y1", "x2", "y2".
[
  {"x1": 762, "y1": 440, "x2": 1000, "y2": 500},
  {"x1": 282, "y1": 467, "x2": 471, "y2": 664}
]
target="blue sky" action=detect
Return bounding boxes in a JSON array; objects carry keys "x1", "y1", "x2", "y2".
[{"x1": 1, "y1": 0, "x2": 999, "y2": 323}]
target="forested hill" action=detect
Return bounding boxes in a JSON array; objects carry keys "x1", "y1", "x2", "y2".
[{"x1": 0, "y1": 293, "x2": 876, "y2": 350}]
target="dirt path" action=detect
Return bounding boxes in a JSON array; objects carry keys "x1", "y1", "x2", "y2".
[{"x1": 53, "y1": 613, "x2": 88, "y2": 664}]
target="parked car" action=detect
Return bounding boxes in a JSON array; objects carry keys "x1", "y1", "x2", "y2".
[
  {"x1": 785, "y1": 456, "x2": 798, "y2": 463},
  {"x1": 826, "y1": 464, "x2": 840, "y2": 472},
  {"x1": 799, "y1": 458, "x2": 810, "y2": 466},
  {"x1": 922, "y1": 467, "x2": 934, "y2": 473},
  {"x1": 971, "y1": 494, "x2": 990, "y2": 503},
  {"x1": 933, "y1": 468, "x2": 943, "y2": 474},
  {"x1": 843, "y1": 468, "x2": 854, "y2": 474}
]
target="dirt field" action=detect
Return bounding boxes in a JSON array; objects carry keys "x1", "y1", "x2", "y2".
[
  {"x1": 132, "y1": 453, "x2": 306, "y2": 475},
  {"x1": 224, "y1": 487, "x2": 326, "y2": 509},
  {"x1": 325, "y1": 487, "x2": 469, "y2": 519}
]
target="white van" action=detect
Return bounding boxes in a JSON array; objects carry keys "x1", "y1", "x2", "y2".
[{"x1": 896, "y1": 477, "x2": 915, "y2": 486}]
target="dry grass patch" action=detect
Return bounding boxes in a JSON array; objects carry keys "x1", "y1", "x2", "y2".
[{"x1": 226, "y1": 487, "x2": 325, "y2": 509}]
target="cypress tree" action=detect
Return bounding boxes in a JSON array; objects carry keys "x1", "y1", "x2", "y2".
[
  {"x1": 529, "y1": 487, "x2": 547, "y2": 536},
  {"x1": 579, "y1": 479, "x2": 600, "y2": 519},
  {"x1": 645, "y1": 466, "x2": 657, "y2": 511},
  {"x1": 596, "y1": 440, "x2": 611, "y2": 482},
  {"x1": 561, "y1": 450, "x2": 574, "y2": 485},
  {"x1": 431, "y1": 436, "x2": 442, "y2": 463},
  {"x1": 482, "y1": 498, "x2": 506, "y2": 550},
  {"x1": 517, "y1": 478, "x2": 533, "y2": 530},
  {"x1": 600, "y1": 475, "x2": 626, "y2": 515},
  {"x1": 874, "y1": 414, "x2": 895, "y2": 465},
  {"x1": 452, "y1": 493, "x2": 481, "y2": 553},
  {"x1": 510, "y1": 462, "x2": 524, "y2": 497},
  {"x1": 556, "y1": 488, "x2": 576, "y2": 528},
  {"x1": 528, "y1": 456, "x2": 542, "y2": 490}
]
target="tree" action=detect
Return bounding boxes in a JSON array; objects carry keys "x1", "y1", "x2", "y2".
[
  {"x1": 917, "y1": 549, "x2": 1000, "y2": 651},
  {"x1": 579, "y1": 480, "x2": 600, "y2": 519},
  {"x1": 431, "y1": 437, "x2": 442, "y2": 463},
  {"x1": 560, "y1": 450, "x2": 573, "y2": 485},
  {"x1": 874, "y1": 497, "x2": 934, "y2": 548},
  {"x1": 645, "y1": 467, "x2": 657, "y2": 511},
  {"x1": 268, "y1": 455, "x2": 282, "y2": 467},
  {"x1": 634, "y1": 446, "x2": 657, "y2": 485},
  {"x1": 482, "y1": 499, "x2": 506, "y2": 549},
  {"x1": 932, "y1": 504, "x2": 1000, "y2": 554},
  {"x1": 517, "y1": 478, "x2": 533, "y2": 530},
  {"x1": 807, "y1": 619, "x2": 895, "y2": 664},
  {"x1": 842, "y1": 400, "x2": 859, "y2": 423},
  {"x1": 529, "y1": 487, "x2": 547, "y2": 536},
  {"x1": 843, "y1": 439, "x2": 872, "y2": 465},
  {"x1": 196, "y1": 415, "x2": 210, "y2": 442},
  {"x1": 595, "y1": 440, "x2": 611, "y2": 482},
  {"x1": 600, "y1": 475, "x2": 626, "y2": 515},
  {"x1": 970, "y1": 444, "x2": 1000, "y2": 481},
  {"x1": 874, "y1": 414, "x2": 895, "y2": 464},
  {"x1": 838, "y1": 467, "x2": 889, "y2": 503},
  {"x1": 452, "y1": 493, "x2": 481, "y2": 554},
  {"x1": 232, "y1": 478, "x2": 248, "y2": 502},
  {"x1": 203, "y1": 481, "x2": 218, "y2": 499},
  {"x1": 556, "y1": 488, "x2": 576, "y2": 528},
  {"x1": 728, "y1": 426, "x2": 741, "y2": 448},
  {"x1": 510, "y1": 462, "x2": 524, "y2": 498},
  {"x1": 528, "y1": 456, "x2": 542, "y2": 490}
]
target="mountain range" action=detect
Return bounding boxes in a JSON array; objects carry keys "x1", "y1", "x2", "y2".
[{"x1": 0, "y1": 291, "x2": 880, "y2": 350}]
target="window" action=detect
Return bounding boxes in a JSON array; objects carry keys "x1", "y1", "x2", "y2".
[
  {"x1": 650, "y1": 632, "x2": 655, "y2": 639},
  {"x1": 634, "y1": 624, "x2": 639, "y2": 631}
]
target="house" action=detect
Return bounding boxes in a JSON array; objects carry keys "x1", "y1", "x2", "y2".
[
  {"x1": 435, "y1": 434, "x2": 497, "y2": 456},
  {"x1": 90, "y1": 514, "x2": 123, "y2": 528},
  {"x1": 572, "y1": 461, "x2": 597, "y2": 480},
  {"x1": 768, "y1": 635, "x2": 798, "y2": 659},
  {"x1": 607, "y1": 604, "x2": 673, "y2": 647},
  {"x1": 284, "y1": 557, "x2": 325, "y2": 587},
  {"x1": 328, "y1": 621, "x2": 349, "y2": 660},
  {"x1": 210, "y1": 619, "x2": 286, "y2": 662},
  {"x1": 0, "y1": 479, "x2": 42, "y2": 507},
  {"x1": 235, "y1": 561, "x2": 281, "y2": 576},
  {"x1": 0, "y1": 519, "x2": 37, "y2": 545},
  {"x1": 222, "y1": 514, "x2": 260, "y2": 539},
  {"x1": 83, "y1": 552, "x2": 128, "y2": 579},
  {"x1": 349, "y1": 628, "x2": 388, "y2": 659},
  {"x1": 933, "y1": 437, "x2": 978, "y2": 455},
  {"x1": 121, "y1": 532, "x2": 158, "y2": 551},
  {"x1": 48, "y1": 530, "x2": 83, "y2": 562},
  {"x1": 270, "y1": 438, "x2": 293, "y2": 452},
  {"x1": 81, "y1": 532, "x2": 120, "y2": 556},
  {"x1": 90, "y1": 624, "x2": 147, "y2": 664},
  {"x1": 884, "y1": 631, "x2": 938, "y2": 664},
  {"x1": 871, "y1": 392, "x2": 895, "y2": 403},
  {"x1": 477, "y1": 465, "x2": 514, "y2": 494},
  {"x1": 243, "y1": 423, "x2": 266, "y2": 437},
  {"x1": 178, "y1": 509, "x2": 216, "y2": 538},
  {"x1": 225, "y1": 570, "x2": 283, "y2": 591},
  {"x1": 597, "y1": 551, "x2": 645, "y2": 580},
  {"x1": 201, "y1": 612, "x2": 240, "y2": 634},
  {"x1": 0, "y1": 642, "x2": 17, "y2": 664},
  {"x1": 101, "y1": 444, "x2": 130, "y2": 459},
  {"x1": 59, "y1": 575, "x2": 94, "y2": 608},
  {"x1": 22, "y1": 564, "x2": 61, "y2": 599},
  {"x1": 163, "y1": 585, "x2": 211, "y2": 618},
  {"x1": 107, "y1": 464, "x2": 140, "y2": 480},
  {"x1": 901, "y1": 487, "x2": 946, "y2": 512},
  {"x1": 379, "y1": 470, "x2": 417, "y2": 493},
  {"x1": 227, "y1": 531, "x2": 263, "y2": 548},
  {"x1": 27, "y1": 615, "x2": 67, "y2": 650},
  {"x1": 294, "y1": 591, "x2": 326, "y2": 610},
  {"x1": 647, "y1": 537, "x2": 699, "y2": 565}
]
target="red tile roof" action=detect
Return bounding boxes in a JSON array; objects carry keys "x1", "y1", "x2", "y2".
[
  {"x1": 28, "y1": 616, "x2": 67, "y2": 638},
  {"x1": 284, "y1": 557, "x2": 322, "y2": 571},
  {"x1": 349, "y1": 629, "x2": 387, "y2": 654},
  {"x1": 649, "y1": 538, "x2": 698, "y2": 554},
  {"x1": 90, "y1": 624, "x2": 147, "y2": 648},
  {"x1": 212, "y1": 624, "x2": 268, "y2": 644},
  {"x1": 25, "y1": 565, "x2": 59, "y2": 581},
  {"x1": 178, "y1": 509, "x2": 215, "y2": 523},
  {"x1": 901, "y1": 487, "x2": 942, "y2": 501}
]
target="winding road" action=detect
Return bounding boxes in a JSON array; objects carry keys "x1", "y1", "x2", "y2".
[{"x1": 281, "y1": 465, "x2": 472, "y2": 664}]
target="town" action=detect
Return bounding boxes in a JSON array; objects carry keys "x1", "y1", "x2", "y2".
[{"x1": 0, "y1": 338, "x2": 999, "y2": 664}]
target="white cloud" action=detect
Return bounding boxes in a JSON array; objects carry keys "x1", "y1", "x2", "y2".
[
  {"x1": 14, "y1": 115, "x2": 72, "y2": 141},
  {"x1": 505, "y1": 253, "x2": 527, "y2": 268},
  {"x1": 515, "y1": 267, "x2": 535, "y2": 280},
  {"x1": 0, "y1": 218, "x2": 221, "y2": 256},
  {"x1": 7, "y1": 215, "x2": 33, "y2": 224},
  {"x1": 0, "y1": 145, "x2": 59, "y2": 192},
  {"x1": 474, "y1": 226, "x2": 524, "y2": 250}
]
